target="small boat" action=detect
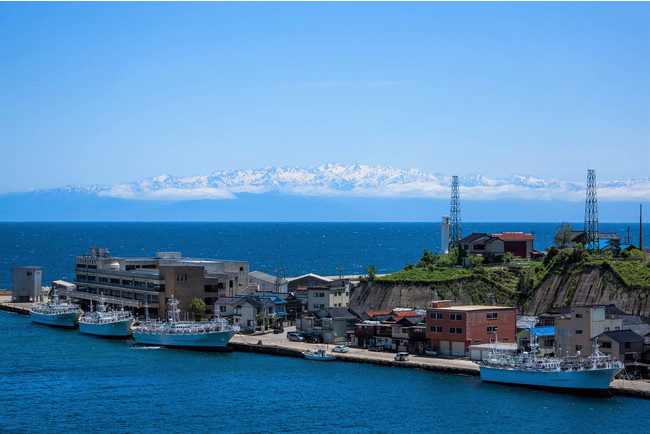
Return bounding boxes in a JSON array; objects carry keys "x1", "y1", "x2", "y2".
[
  {"x1": 30, "y1": 290, "x2": 83, "y2": 328},
  {"x1": 78, "y1": 295, "x2": 134, "y2": 338},
  {"x1": 132, "y1": 296, "x2": 239, "y2": 350},
  {"x1": 478, "y1": 332, "x2": 624, "y2": 393},
  {"x1": 303, "y1": 348, "x2": 336, "y2": 361}
]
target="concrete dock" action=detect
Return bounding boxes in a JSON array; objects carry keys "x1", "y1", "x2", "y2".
[
  {"x1": 1, "y1": 299, "x2": 648, "y2": 398},
  {"x1": 231, "y1": 326, "x2": 650, "y2": 399}
]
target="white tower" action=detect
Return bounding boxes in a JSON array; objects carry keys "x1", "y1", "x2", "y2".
[{"x1": 441, "y1": 216, "x2": 450, "y2": 254}]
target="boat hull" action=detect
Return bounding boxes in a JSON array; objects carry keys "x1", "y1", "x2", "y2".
[
  {"x1": 132, "y1": 329, "x2": 237, "y2": 350},
  {"x1": 79, "y1": 319, "x2": 134, "y2": 337},
  {"x1": 30, "y1": 311, "x2": 80, "y2": 328},
  {"x1": 479, "y1": 365, "x2": 623, "y2": 391}
]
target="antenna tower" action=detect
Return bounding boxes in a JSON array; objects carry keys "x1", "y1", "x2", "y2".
[
  {"x1": 584, "y1": 169, "x2": 600, "y2": 252},
  {"x1": 449, "y1": 175, "x2": 462, "y2": 249}
]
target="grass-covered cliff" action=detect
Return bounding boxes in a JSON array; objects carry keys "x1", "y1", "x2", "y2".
[{"x1": 349, "y1": 247, "x2": 650, "y2": 316}]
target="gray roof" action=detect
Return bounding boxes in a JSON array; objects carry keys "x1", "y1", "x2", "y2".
[
  {"x1": 215, "y1": 297, "x2": 244, "y2": 307},
  {"x1": 315, "y1": 307, "x2": 359, "y2": 320},
  {"x1": 601, "y1": 330, "x2": 644, "y2": 343},
  {"x1": 458, "y1": 233, "x2": 488, "y2": 244}
]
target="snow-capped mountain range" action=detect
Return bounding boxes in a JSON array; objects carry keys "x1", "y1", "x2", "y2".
[{"x1": 39, "y1": 164, "x2": 649, "y2": 202}]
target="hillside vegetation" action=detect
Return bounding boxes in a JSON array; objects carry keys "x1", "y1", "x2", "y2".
[{"x1": 353, "y1": 246, "x2": 650, "y2": 315}]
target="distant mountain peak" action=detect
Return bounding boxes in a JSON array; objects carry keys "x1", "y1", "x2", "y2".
[{"x1": 26, "y1": 164, "x2": 650, "y2": 202}]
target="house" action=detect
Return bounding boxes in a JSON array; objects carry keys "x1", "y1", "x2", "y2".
[
  {"x1": 391, "y1": 315, "x2": 427, "y2": 354},
  {"x1": 554, "y1": 304, "x2": 623, "y2": 356},
  {"x1": 426, "y1": 303, "x2": 517, "y2": 356},
  {"x1": 516, "y1": 326, "x2": 555, "y2": 355},
  {"x1": 214, "y1": 295, "x2": 275, "y2": 332},
  {"x1": 274, "y1": 292, "x2": 305, "y2": 321},
  {"x1": 595, "y1": 330, "x2": 644, "y2": 362},
  {"x1": 488, "y1": 232, "x2": 535, "y2": 259},
  {"x1": 297, "y1": 307, "x2": 361, "y2": 343},
  {"x1": 306, "y1": 279, "x2": 351, "y2": 312},
  {"x1": 458, "y1": 233, "x2": 490, "y2": 256},
  {"x1": 458, "y1": 232, "x2": 535, "y2": 260},
  {"x1": 286, "y1": 273, "x2": 332, "y2": 292},
  {"x1": 249, "y1": 271, "x2": 288, "y2": 293}
]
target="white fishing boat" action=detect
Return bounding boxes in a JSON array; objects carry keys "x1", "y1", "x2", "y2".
[
  {"x1": 132, "y1": 296, "x2": 239, "y2": 350},
  {"x1": 303, "y1": 348, "x2": 336, "y2": 361},
  {"x1": 78, "y1": 295, "x2": 134, "y2": 338},
  {"x1": 30, "y1": 290, "x2": 83, "y2": 328},
  {"x1": 478, "y1": 332, "x2": 624, "y2": 393}
]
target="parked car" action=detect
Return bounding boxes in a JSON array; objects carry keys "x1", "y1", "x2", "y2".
[
  {"x1": 394, "y1": 352, "x2": 410, "y2": 362},
  {"x1": 273, "y1": 326, "x2": 284, "y2": 334},
  {"x1": 332, "y1": 345, "x2": 349, "y2": 353},
  {"x1": 425, "y1": 348, "x2": 439, "y2": 357},
  {"x1": 368, "y1": 345, "x2": 384, "y2": 352},
  {"x1": 287, "y1": 332, "x2": 304, "y2": 342}
]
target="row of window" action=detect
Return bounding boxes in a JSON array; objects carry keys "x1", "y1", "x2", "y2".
[
  {"x1": 429, "y1": 312, "x2": 499, "y2": 321},
  {"x1": 430, "y1": 326, "x2": 463, "y2": 334},
  {"x1": 430, "y1": 326, "x2": 499, "y2": 334}
]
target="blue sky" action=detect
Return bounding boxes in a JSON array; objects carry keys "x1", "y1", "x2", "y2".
[{"x1": 1, "y1": 2, "x2": 648, "y2": 194}]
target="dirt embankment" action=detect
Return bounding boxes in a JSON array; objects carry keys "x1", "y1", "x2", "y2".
[{"x1": 349, "y1": 266, "x2": 650, "y2": 316}]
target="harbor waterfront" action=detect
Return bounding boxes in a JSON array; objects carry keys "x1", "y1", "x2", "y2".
[{"x1": 0, "y1": 311, "x2": 648, "y2": 433}]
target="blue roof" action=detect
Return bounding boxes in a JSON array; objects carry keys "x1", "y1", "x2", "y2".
[{"x1": 530, "y1": 326, "x2": 554, "y2": 337}]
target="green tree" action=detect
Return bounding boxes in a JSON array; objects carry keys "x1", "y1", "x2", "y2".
[
  {"x1": 468, "y1": 255, "x2": 484, "y2": 268},
  {"x1": 366, "y1": 264, "x2": 377, "y2": 281},
  {"x1": 189, "y1": 298, "x2": 206, "y2": 321},
  {"x1": 417, "y1": 250, "x2": 438, "y2": 268},
  {"x1": 553, "y1": 222, "x2": 574, "y2": 248},
  {"x1": 503, "y1": 252, "x2": 515, "y2": 263}
]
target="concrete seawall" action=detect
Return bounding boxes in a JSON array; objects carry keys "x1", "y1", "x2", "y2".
[
  {"x1": 0, "y1": 302, "x2": 31, "y2": 316},
  {"x1": 229, "y1": 330, "x2": 649, "y2": 399}
]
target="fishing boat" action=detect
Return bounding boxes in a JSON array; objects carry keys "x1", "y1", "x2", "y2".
[
  {"x1": 30, "y1": 290, "x2": 83, "y2": 328},
  {"x1": 132, "y1": 296, "x2": 239, "y2": 350},
  {"x1": 478, "y1": 332, "x2": 624, "y2": 393},
  {"x1": 303, "y1": 348, "x2": 336, "y2": 361},
  {"x1": 78, "y1": 295, "x2": 134, "y2": 337}
]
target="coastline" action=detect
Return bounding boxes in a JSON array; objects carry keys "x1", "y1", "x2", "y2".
[{"x1": 2, "y1": 300, "x2": 648, "y2": 399}]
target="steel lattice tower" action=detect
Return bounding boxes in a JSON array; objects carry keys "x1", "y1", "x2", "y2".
[
  {"x1": 584, "y1": 169, "x2": 600, "y2": 252},
  {"x1": 449, "y1": 175, "x2": 462, "y2": 249}
]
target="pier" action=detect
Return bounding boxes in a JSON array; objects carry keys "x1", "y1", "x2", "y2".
[{"x1": 230, "y1": 327, "x2": 650, "y2": 399}]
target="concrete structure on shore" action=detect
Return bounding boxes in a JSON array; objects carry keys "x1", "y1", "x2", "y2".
[
  {"x1": 67, "y1": 247, "x2": 250, "y2": 318},
  {"x1": 12, "y1": 266, "x2": 42, "y2": 302}
]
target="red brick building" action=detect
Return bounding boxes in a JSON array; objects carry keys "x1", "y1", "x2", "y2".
[{"x1": 426, "y1": 302, "x2": 517, "y2": 356}]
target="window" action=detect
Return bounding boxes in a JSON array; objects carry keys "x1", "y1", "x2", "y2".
[
  {"x1": 625, "y1": 342, "x2": 631, "y2": 349},
  {"x1": 575, "y1": 313, "x2": 583, "y2": 319},
  {"x1": 503, "y1": 338, "x2": 509, "y2": 342},
  {"x1": 450, "y1": 327, "x2": 462, "y2": 334},
  {"x1": 475, "y1": 340, "x2": 481, "y2": 344},
  {"x1": 450, "y1": 313, "x2": 462, "y2": 321},
  {"x1": 601, "y1": 341, "x2": 612, "y2": 349},
  {"x1": 575, "y1": 345, "x2": 583, "y2": 352},
  {"x1": 487, "y1": 326, "x2": 498, "y2": 333},
  {"x1": 486, "y1": 312, "x2": 498, "y2": 319},
  {"x1": 575, "y1": 330, "x2": 583, "y2": 335},
  {"x1": 430, "y1": 312, "x2": 443, "y2": 320},
  {"x1": 558, "y1": 329, "x2": 572, "y2": 339},
  {"x1": 430, "y1": 326, "x2": 443, "y2": 333},
  {"x1": 220, "y1": 306, "x2": 226, "y2": 313}
]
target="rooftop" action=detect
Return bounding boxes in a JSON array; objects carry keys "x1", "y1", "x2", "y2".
[{"x1": 429, "y1": 305, "x2": 515, "y2": 312}]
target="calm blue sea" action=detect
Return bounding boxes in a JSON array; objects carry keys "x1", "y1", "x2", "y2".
[
  {"x1": 0, "y1": 312, "x2": 647, "y2": 433},
  {"x1": 0, "y1": 222, "x2": 647, "y2": 289},
  {"x1": 1, "y1": 222, "x2": 649, "y2": 432}
]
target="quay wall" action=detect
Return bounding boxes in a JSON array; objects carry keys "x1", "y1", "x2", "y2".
[
  {"x1": 0, "y1": 302, "x2": 30, "y2": 316},
  {"x1": 228, "y1": 340, "x2": 649, "y2": 399}
]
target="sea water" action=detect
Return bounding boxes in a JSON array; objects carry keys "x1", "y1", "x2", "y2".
[
  {"x1": 0, "y1": 222, "x2": 646, "y2": 289},
  {"x1": 0, "y1": 312, "x2": 647, "y2": 433},
  {"x1": 0, "y1": 222, "x2": 648, "y2": 432}
]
